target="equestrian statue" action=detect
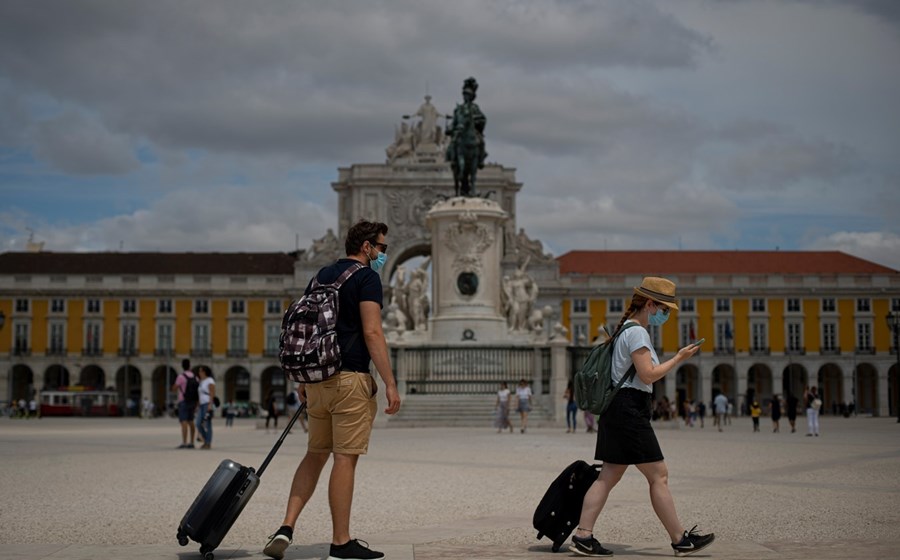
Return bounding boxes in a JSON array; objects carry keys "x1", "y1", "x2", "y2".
[{"x1": 445, "y1": 77, "x2": 487, "y2": 197}]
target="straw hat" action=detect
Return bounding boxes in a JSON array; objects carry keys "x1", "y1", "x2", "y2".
[{"x1": 633, "y1": 277, "x2": 679, "y2": 310}]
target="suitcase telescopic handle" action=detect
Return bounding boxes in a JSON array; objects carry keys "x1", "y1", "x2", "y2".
[{"x1": 256, "y1": 402, "x2": 307, "y2": 478}]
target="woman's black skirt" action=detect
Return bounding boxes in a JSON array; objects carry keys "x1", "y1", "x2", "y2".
[{"x1": 595, "y1": 388, "x2": 664, "y2": 465}]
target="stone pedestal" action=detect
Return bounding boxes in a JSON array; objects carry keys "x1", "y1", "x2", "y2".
[{"x1": 426, "y1": 197, "x2": 509, "y2": 343}]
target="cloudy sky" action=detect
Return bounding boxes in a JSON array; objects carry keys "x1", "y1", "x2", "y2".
[{"x1": 1, "y1": 0, "x2": 898, "y2": 270}]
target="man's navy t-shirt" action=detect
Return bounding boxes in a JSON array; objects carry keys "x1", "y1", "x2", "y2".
[{"x1": 305, "y1": 258, "x2": 383, "y2": 373}]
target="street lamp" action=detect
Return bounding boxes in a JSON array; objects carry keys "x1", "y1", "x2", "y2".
[{"x1": 887, "y1": 311, "x2": 900, "y2": 423}]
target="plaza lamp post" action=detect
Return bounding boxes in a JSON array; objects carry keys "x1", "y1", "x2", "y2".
[
  {"x1": 887, "y1": 311, "x2": 900, "y2": 423},
  {"x1": 0, "y1": 310, "x2": 8, "y2": 409}
]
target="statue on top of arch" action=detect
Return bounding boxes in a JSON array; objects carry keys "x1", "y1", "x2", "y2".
[{"x1": 385, "y1": 95, "x2": 445, "y2": 164}]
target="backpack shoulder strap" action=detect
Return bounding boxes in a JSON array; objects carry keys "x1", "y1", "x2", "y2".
[
  {"x1": 331, "y1": 261, "x2": 365, "y2": 288},
  {"x1": 611, "y1": 322, "x2": 640, "y2": 385}
]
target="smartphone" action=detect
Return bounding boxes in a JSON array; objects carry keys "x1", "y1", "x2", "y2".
[{"x1": 692, "y1": 338, "x2": 706, "y2": 347}]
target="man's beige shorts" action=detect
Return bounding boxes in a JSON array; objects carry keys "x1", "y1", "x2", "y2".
[{"x1": 306, "y1": 371, "x2": 378, "y2": 455}]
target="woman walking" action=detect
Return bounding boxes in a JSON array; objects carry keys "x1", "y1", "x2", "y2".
[
  {"x1": 515, "y1": 378, "x2": 532, "y2": 433},
  {"x1": 570, "y1": 277, "x2": 714, "y2": 557},
  {"x1": 494, "y1": 382, "x2": 513, "y2": 433},
  {"x1": 770, "y1": 394, "x2": 782, "y2": 433}
]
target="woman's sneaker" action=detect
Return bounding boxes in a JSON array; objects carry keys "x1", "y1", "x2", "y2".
[
  {"x1": 263, "y1": 525, "x2": 293, "y2": 560},
  {"x1": 568, "y1": 534, "x2": 614, "y2": 557},
  {"x1": 327, "y1": 538, "x2": 384, "y2": 560},
  {"x1": 671, "y1": 526, "x2": 715, "y2": 557}
]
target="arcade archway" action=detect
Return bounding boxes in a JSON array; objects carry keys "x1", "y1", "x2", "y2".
[
  {"x1": 79, "y1": 365, "x2": 105, "y2": 390},
  {"x1": 43, "y1": 364, "x2": 70, "y2": 390}
]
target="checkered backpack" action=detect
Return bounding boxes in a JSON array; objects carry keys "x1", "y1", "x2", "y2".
[{"x1": 279, "y1": 262, "x2": 364, "y2": 383}]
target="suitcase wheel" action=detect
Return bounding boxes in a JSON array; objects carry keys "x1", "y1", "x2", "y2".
[
  {"x1": 199, "y1": 545, "x2": 214, "y2": 560},
  {"x1": 176, "y1": 529, "x2": 189, "y2": 547}
]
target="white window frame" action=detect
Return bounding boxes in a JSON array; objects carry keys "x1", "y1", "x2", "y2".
[
  {"x1": 157, "y1": 322, "x2": 174, "y2": 353},
  {"x1": 195, "y1": 299, "x2": 209, "y2": 314},
  {"x1": 121, "y1": 321, "x2": 138, "y2": 354},
  {"x1": 856, "y1": 321, "x2": 872, "y2": 351},
  {"x1": 751, "y1": 322, "x2": 768, "y2": 351},
  {"x1": 229, "y1": 322, "x2": 246, "y2": 351},
  {"x1": 122, "y1": 299, "x2": 137, "y2": 314},
  {"x1": 822, "y1": 322, "x2": 838, "y2": 352},
  {"x1": 49, "y1": 321, "x2": 66, "y2": 353},
  {"x1": 856, "y1": 298, "x2": 871, "y2": 313},
  {"x1": 193, "y1": 321, "x2": 211, "y2": 353},
  {"x1": 86, "y1": 299, "x2": 102, "y2": 314},
  {"x1": 680, "y1": 298, "x2": 695, "y2": 312},
  {"x1": 716, "y1": 298, "x2": 731, "y2": 313},
  {"x1": 158, "y1": 299, "x2": 173, "y2": 314},
  {"x1": 50, "y1": 299, "x2": 66, "y2": 314},
  {"x1": 266, "y1": 299, "x2": 283, "y2": 315},
  {"x1": 786, "y1": 298, "x2": 801, "y2": 313},
  {"x1": 821, "y1": 298, "x2": 836, "y2": 313},
  {"x1": 608, "y1": 298, "x2": 623, "y2": 314},
  {"x1": 573, "y1": 298, "x2": 588, "y2": 314},
  {"x1": 751, "y1": 298, "x2": 766, "y2": 313},
  {"x1": 786, "y1": 322, "x2": 803, "y2": 352},
  {"x1": 231, "y1": 299, "x2": 246, "y2": 315},
  {"x1": 84, "y1": 321, "x2": 103, "y2": 353}
]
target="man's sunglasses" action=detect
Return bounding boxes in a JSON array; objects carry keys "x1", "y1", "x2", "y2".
[{"x1": 368, "y1": 239, "x2": 388, "y2": 254}]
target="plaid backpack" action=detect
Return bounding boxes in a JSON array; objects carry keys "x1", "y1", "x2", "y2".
[{"x1": 279, "y1": 262, "x2": 364, "y2": 383}]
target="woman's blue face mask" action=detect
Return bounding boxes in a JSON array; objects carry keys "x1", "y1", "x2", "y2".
[{"x1": 648, "y1": 303, "x2": 670, "y2": 326}]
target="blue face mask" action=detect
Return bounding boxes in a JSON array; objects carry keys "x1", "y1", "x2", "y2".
[
  {"x1": 648, "y1": 305, "x2": 670, "y2": 326},
  {"x1": 370, "y1": 251, "x2": 387, "y2": 273}
]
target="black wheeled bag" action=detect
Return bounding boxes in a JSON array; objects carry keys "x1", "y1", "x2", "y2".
[
  {"x1": 533, "y1": 460, "x2": 602, "y2": 552},
  {"x1": 177, "y1": 403, "x2": 306, "y2": 560}
]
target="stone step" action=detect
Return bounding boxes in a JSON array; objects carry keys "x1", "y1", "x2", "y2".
[{"x1": 387, "y1": 394, "x2": 556, "y2": 428}]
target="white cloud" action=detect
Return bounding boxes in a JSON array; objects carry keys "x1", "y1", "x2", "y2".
[{"x1": 809, "y1": 231, "x2": 900, "y2": 270}]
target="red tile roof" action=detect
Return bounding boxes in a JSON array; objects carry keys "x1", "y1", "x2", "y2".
[
  {"x1": 557, "y1": 251, "x2": 898, "y2": 276},
  {"x1": 0, "y1": 252, "x2": 299, "y2": 275}
]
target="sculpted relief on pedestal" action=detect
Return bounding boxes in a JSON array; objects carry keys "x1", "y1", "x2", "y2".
[{"x1": 443, "y1": 211, "x2": 494, "y2": 279}]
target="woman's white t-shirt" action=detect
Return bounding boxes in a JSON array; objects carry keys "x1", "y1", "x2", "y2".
[
  {"x1": 199, "y1": 377, "x2": 215, "y2": 405},
  {"x1": 497, "y1": 388, "x2": 511, "y2": 403},
  {"x1": 611, "y1": 321, "x2": 659, "y2": 393},
  {"x1": 516, "y1": 386, "x2": 532, "y2": 402}
]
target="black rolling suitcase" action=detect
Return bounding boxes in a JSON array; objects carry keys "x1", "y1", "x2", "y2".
[
  {"x1": 533, "y1": 460, "x2": 602, "y2": 552},
  {"x1": 177, "y1": 403, "x2": 306, "y2": 560}
]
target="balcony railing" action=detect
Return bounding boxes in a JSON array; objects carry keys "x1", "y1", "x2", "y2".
[
  {"x1": 263, "y1": 348, "x2": 280, "y2": 358},
  {"x1": 749, "y1": 346, "x2": 770, "y2": 356},
  {"x1": 46, "y1": 347, "x2": 68, "y2": 356},
  {"x1": 785, "y1": 347, "x2": 806, "y2": 356},
  {"x1": 191, "y1": 348, "x2": 212, "y2": 358},
  {"x1": 120, "y1": 347, "x2": 139, "y2": 357},
  {"x1": 226, "y1": 349, "x2": 248, "y2": 358},
  {"x1": 152, "y1": 348, "x2": 173, "y2": 357},
  {"x1": 12, "y1": 347, "x2": 32, "y2": 357},
  {"x1": 820, "y1": 348, "x2": 841, "y2": 355},
  {"x1": 713, "y1": 348, "x2": 734, "y2": 356},
  {"x1": 81, "y1": 348, "x2": 103, "y2": 357},
  {"x1": 855, "y1": 346, "x2": 876, "y2": 355}
]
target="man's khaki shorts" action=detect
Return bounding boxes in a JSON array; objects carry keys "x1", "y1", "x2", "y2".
[{"x1": 306, "y1": 371, "x2": 378, "y2": 455}]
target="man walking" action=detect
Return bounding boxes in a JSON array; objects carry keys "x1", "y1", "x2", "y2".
[
  {"x1": 714, "y1": 390, "x2": 728, "y2": 432},
  {"x1": 264, "y1": 220, "x2": 401, "y2": 560},
  {"x1": 172, "y1": 359, "x2": 198, "y2": 449}
]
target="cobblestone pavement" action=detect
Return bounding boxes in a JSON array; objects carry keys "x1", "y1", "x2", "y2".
[{"x1": 1, "y1": 413, "x2": 899, "y2": 559}]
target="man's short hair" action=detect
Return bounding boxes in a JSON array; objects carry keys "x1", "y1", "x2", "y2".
[
  {"x1": 182, "y1": 358, "x2": 191, "y2": 371},
  {"x1": 345, "y1": 220, "x2": 388, "y2": 256}
]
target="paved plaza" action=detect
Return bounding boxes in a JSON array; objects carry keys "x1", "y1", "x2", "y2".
[{"x1": 1, "y1": 412, "x2": 899, "y2": 559}]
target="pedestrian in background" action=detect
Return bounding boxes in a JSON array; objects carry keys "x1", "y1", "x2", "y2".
[
  {"x1": 713, "y1": 390, "x2": 728, "y2": 432},
  {"x1": 806, "y1": 386, "x2": 821, "y2": 437},
  {"x1": 196, "y1": 366, "x2": 216, "y2": 449},
  {"x1": 495, "y1": 382, "x2": 512, "y2": 433},
  {"x1": 750, "y1": 401, "x2": 762, "y2": 432},
  {"x1": 515, "y1": 378, "x2": 532, "y2": 434},
  {"x1": 786, "y1": 392, "x2": 799, "y2": 433},
  {"x1": 770, "y1": 395, "x2": 782, "y2": 433}
]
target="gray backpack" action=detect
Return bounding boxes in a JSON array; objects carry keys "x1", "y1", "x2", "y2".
[
  {"x1": 573, "y1": 323, "x2": 639, "y2": 416},
  {"x1": 279, "y1": 262, "x2": 363, "y2": 383}
]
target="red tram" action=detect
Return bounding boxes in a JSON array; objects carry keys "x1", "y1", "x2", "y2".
[{"x1": 39, "y1": 387, "x2": 120, "y2": 416}]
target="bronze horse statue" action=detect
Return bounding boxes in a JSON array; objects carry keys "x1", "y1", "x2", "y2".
[{"x1": 445, "y1": 77, "x2": 487, "y2": 197}]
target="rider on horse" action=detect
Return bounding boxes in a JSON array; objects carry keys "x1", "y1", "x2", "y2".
[{"x1": 445, "y1": 77, "x2": 487, "y2": 196}]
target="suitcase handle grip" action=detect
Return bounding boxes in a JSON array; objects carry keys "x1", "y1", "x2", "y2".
[{"x1": 256, "y1": 402, "x2": 307, "y2": 478}]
